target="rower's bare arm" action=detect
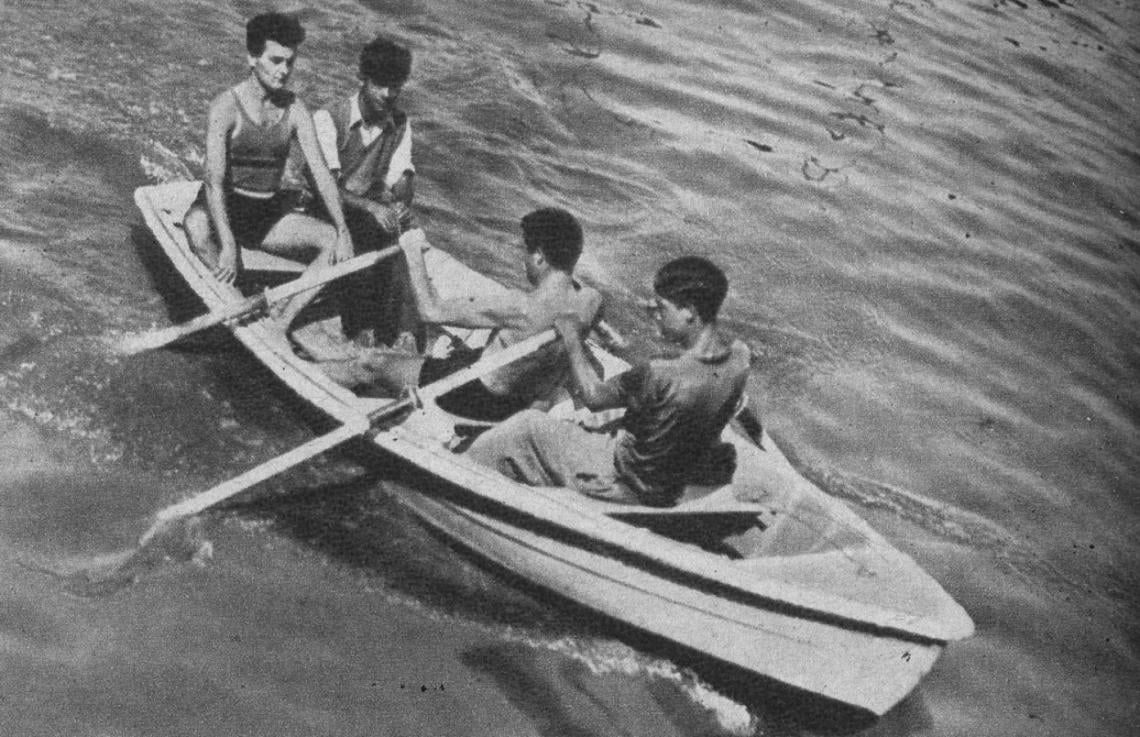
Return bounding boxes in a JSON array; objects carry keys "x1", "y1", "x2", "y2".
[
  {"x1": 400, "y1": 230, "x2": 530, "y2": 329},
  {"x1": 436, "y1": 293, "x2": 531, "y2": 330},
  {"x1": 554, "y1": 314, "x2": 623, "y2": 410}
]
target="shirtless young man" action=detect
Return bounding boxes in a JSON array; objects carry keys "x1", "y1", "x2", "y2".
[
  {"x1": 183, "y1": 12, "x2": 353, "y2": 331},
  {"x1": 466, "y1": 256, "x2": 761, "y2": 507},
  {"x1": 323, "y1": 208, "x2": 603, "y2": 422}
]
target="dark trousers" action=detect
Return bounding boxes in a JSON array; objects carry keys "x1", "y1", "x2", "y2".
[{"x1": 336, "y1": 205, "x2": 422, "y2": 347}]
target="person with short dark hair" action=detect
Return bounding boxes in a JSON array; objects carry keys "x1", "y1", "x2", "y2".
[
  {"x1": 466, "y1": 256, "x2": 760, "y2": 507},
  {"x1": 310, "y1": 35, "x2": 417, "y2": 346},
  {"x1": 319, "y1": 210, "x2": 603, "y2": 423},
  {"x1": 184, "y1": 12, "x2": 353, "y2": 333}
]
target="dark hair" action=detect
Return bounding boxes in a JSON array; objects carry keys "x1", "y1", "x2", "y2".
[
  {"x1": 654, "y1": 256, "x2": 728, "y2": 323},
  {"x1": 360, "y1": 37, "x2": 412, "y2": 86},
  {"x1": 246, "y1": 13, "x2": 306, "y2": 57},
  {"x1": 521, "y1": 208, "x2": 583, "y2": 272}
]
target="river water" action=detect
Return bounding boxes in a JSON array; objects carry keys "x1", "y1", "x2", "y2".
[{"x1": 1, "y1": 0, "x2": 1137, "y2": 735}]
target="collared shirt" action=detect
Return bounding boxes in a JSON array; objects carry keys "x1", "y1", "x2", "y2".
[{"x1": 313, "y1": 94, "x2": 413, "y2": 189}]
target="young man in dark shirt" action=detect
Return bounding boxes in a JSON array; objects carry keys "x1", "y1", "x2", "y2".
[{"x1": 466, "y1": 256, "x2": 761, "y2": 507}]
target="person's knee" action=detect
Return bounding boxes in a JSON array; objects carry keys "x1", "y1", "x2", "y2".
[
  {"x1": 184, "y1": 204, "x2": 206, "y2": 227},
  {"x1": 184, "y1": 206, "x2": 212, "y2": 249},
  {"x1": 314, "y1": 227, "x2": 338, "y2": 253}
]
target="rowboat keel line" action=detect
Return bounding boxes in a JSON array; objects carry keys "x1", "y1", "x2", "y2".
[{"x1": 132, "y1": 182, "x2": 974, "y2": 716}]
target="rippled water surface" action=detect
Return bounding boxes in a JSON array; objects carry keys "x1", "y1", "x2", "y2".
[{"x1": 1, "y1": 1, "x2": 1137, "y2": 735}]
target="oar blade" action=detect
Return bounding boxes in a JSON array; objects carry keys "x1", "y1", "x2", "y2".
[{"x1": 115, "y1": 324, "x2": 191, "y2": 355}]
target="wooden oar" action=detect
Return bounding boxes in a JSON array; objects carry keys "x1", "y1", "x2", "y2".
[
  {"x1": 137, "y1": 327, "x2": 560, "y2": 545},
  {"x1": 117, "y1": 245, "x2": 403, "y2": 355},
  {"x1": 145, "y1": 419, "x2": 370, "y2": 535}
]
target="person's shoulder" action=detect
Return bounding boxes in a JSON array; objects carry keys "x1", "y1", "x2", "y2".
[
  {"x1": 206, "y1": 87, "x2": 240, "y2": 126},
  {"x1": 208, "y1": 86, "x2": 239, "y2": 112}
]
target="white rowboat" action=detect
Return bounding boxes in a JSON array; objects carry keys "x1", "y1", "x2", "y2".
[{"x1": 134, "y1": 182, "x2": 973, "y2": 716}]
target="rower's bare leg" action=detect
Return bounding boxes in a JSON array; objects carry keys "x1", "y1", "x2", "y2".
[
  {"x1": 257, "y1": 212, "x2": 339, "y2": 332},
  {"x1": 184, "y1": 204, "x2": 219, "y2": 270}
]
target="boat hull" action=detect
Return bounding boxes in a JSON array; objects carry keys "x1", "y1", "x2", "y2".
[{"x1": 399, "y1": 487, "x2": 944, "y2": 715}]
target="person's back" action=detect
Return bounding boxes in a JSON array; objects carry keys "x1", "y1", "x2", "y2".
[{"x1": 611, "y1": 340, "x2": 750, "y2": 504}]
